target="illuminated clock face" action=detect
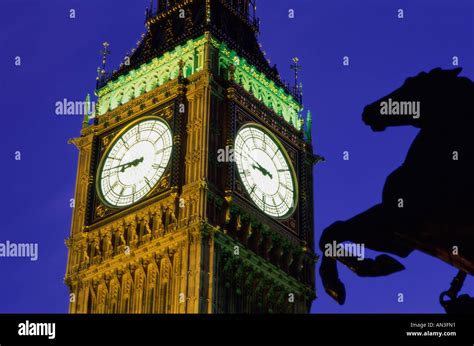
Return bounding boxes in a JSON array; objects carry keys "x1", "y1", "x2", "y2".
[
  {"x1": 97, "y1": 118, "x2": 173, "y2": 207},
  {"x1": 234, "y1": 124, "x2": 297, "y2": 218}
]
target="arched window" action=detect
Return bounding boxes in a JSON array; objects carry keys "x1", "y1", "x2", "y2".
[
  {"x1": 86, "y1": 286, "x2": 95, "y2": 313},
  {"x1": 108, "y1": 279, "x2": 120, "y2": 313},
  {"x1": 147, "y1": 263, "x2": 159, "y2": 313},
  {"x1": 159, "y1": 257, "x2": 172, "y2": 313},
  {"x1": 133, "y1": 268, "x2": 146, "y2": 313},
  {"x1": 96, "y1": 284, "x2": 108, "y2": 314},
  {"x1": 120, "y1": 273, "x2": 133, "y2": 313}
]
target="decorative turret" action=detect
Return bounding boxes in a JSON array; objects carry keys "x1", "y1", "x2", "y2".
[
  {"x1": 82, "y1": 94, "x2": 91, "y2": 128},
  {"x1": 305, "y1": 110, "x2": 312, "y2": 142}
]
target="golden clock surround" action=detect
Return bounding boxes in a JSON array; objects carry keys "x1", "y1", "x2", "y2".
[
  {"x1": 234, "y1": 122, "x2": 299, "y2": 220},
  {"x1": 95, "y1": 115, "x2": 173, "y2": 209}
]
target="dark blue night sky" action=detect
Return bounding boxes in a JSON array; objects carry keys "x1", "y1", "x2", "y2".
[{"x1": 1, "y1": 0, "x2": 473, "y2": 313}]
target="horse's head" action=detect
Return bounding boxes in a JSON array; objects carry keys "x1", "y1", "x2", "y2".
[{"x1": 362, "y1": 68, "x2": 465, "y2": 131}]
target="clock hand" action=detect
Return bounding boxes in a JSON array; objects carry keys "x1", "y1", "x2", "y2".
[
  {"x1": 244, "y1": 153, "x2": 273, "y2": 179},
  {"x1": 105, "y1": 157, "x2": 144, "y2": 173},
  {"x1": 155, "y1": 145, "x2": 172, "y2": 155},
  {"x1": 244, "y1": 154, "x2": 260, "y2": 166},
  {"x1": 120, "y1": 157, "x2": 144, "y2": 172},
  {"x1": 251, "y1": 163, "x2": 273, "y2": 179},
  {"x1": 261, "y1": 166, "x2": 273, "y2": 179},
  {"x1": 255, "y1": 162, "x2": 271, "y2": 177},
  {"x1": 104, "y1": 163, "x2": 127, "y2": 171},
  {"x1": 120, "y1": 156, "x2": 143, "y2": 173}
]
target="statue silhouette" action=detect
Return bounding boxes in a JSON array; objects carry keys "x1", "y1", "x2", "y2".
[{"x1": 319, "y1": 68, "x2": 474, "y2": 312}]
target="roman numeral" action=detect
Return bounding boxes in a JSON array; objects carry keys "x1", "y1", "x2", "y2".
[
  {"x1": 250, "y1": 184, "x2": 256, "y2": 194},
  {"x1": 244, "y1": 142, "x2": 253, "y2": 153},
  {"x1": 278, "y1": 192, "x2": 290, "y2": 209},
  {"x1": 280, "y1": 182, "x2": 290, "y2": 190},
  {"x1": 252, "y1": 136, "x2": 258, "y2": 148},
  {"x1": 121, "y1": 138, "x2": 130, "y2": 150},
  {"x1": 155, "y1": 146, "x2": 172, "y2": 155},
  {"x1": 144, "y1": 177, "x2": 152, "y2": 188}
]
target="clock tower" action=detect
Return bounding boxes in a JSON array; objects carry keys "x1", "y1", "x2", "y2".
[{"x1": 65, "y1": 0, "x2": 318, "y2": 313}]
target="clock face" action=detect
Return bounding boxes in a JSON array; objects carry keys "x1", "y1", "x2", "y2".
[
  {"x1": 97, "y1": 117, "x2": 173, "y2": 207},
  {"x1": 234, "y1": 124, "x2": 297, "y2": 218}
]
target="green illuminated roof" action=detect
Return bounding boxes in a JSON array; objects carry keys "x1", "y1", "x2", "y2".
[{"x1": 96, "y1": 35, "x2": 303, "y2": 130}]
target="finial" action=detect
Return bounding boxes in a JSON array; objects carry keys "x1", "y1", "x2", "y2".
[
  {"x1": 206, "y1": 0, "x2": 211, "y2": 23},
  {"x1": 146, "y1": 0, "x2": 153, "y2": 18},
  {"x1": 99, "y1": 42, "x2": 111, "y2": 76},
  {"x1": 290, "y1": 57, "x2": 302, "y2": 97},
  {"x1": 96, "y1": 67, "x2": 101, "y2": 81}
]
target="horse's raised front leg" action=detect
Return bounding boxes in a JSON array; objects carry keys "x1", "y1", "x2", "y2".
[
  {"x1": 320, "y1": 233, "x2": 346, "y2": 305},
  {"x1": 319, "y1": 204, "x2": 413, "y2": 304}
]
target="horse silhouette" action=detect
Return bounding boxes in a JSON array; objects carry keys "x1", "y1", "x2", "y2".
[{"x1": 319, "y1": 67, "x2": 474, "y2": 310}]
